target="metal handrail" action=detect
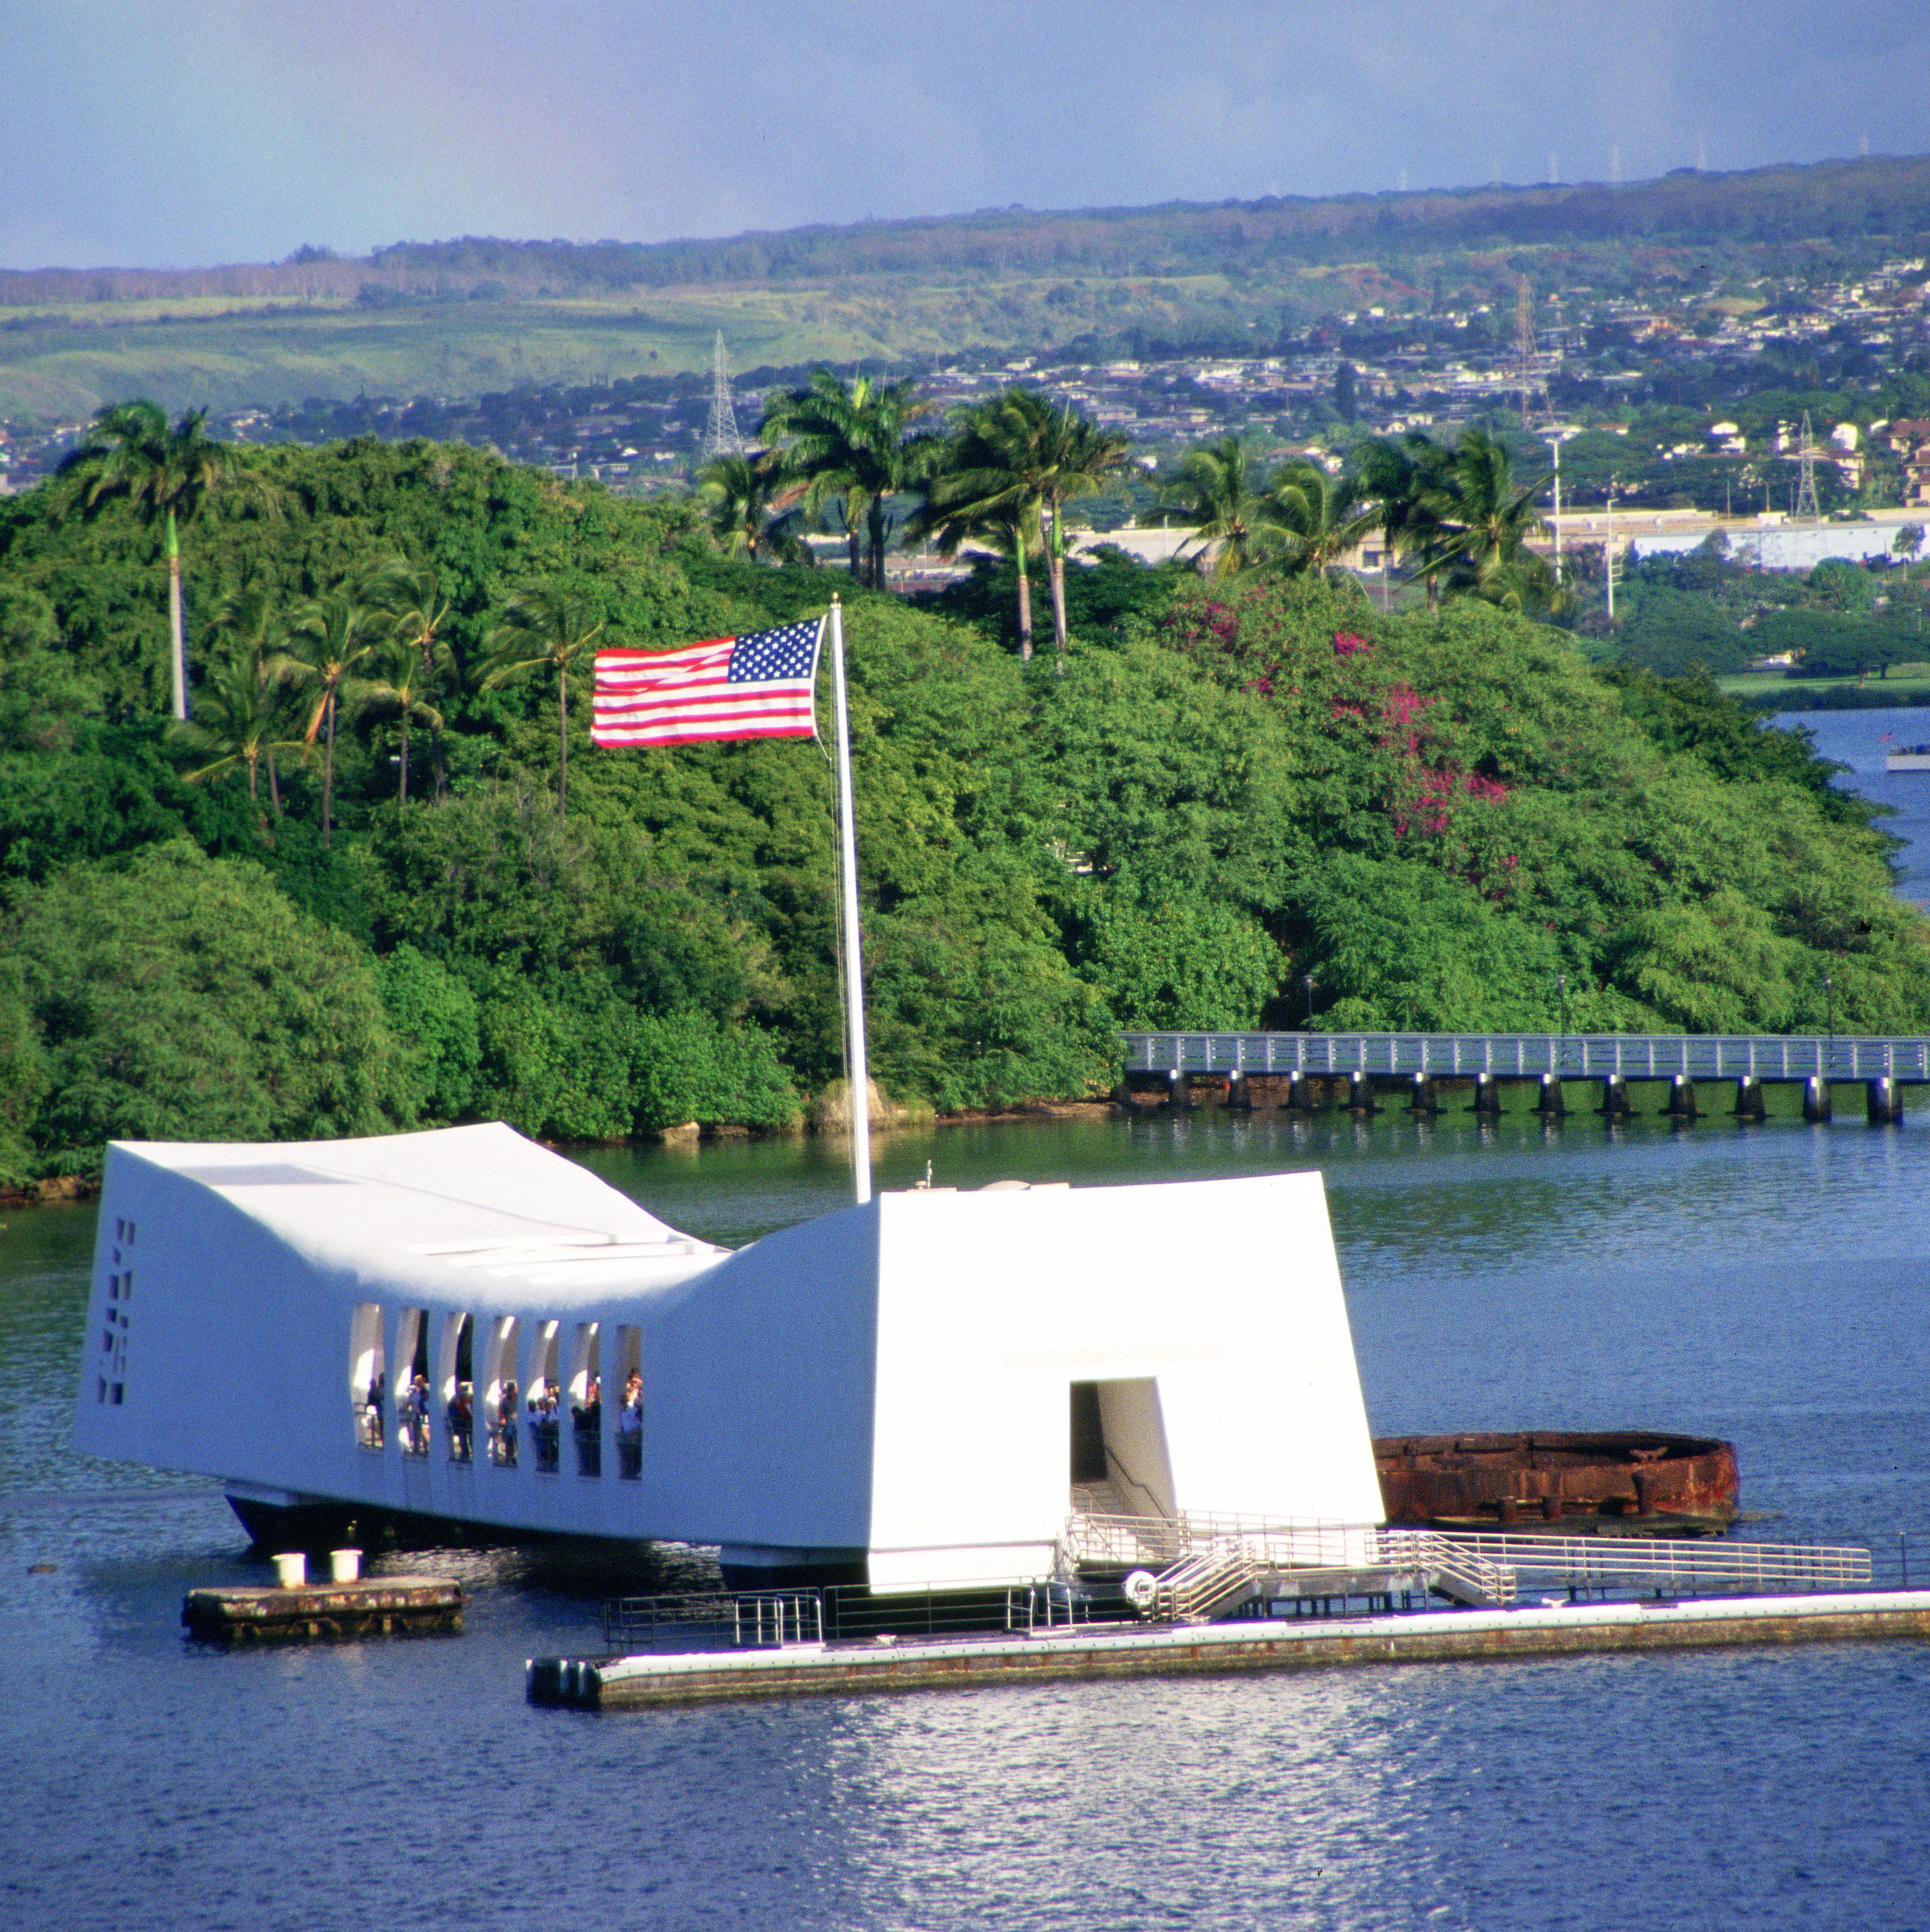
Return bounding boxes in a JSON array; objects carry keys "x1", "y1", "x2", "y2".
[
  {"x1": 1389, "y1": 1531, "x2": 1873, "y2": 1592},
  {"x1": 1122, "y1": 1031, "x2": 1930, "y2": 1083},
  {"x1": 1065, "y1": 1510, "x2": 1877, "y2": 1610}
]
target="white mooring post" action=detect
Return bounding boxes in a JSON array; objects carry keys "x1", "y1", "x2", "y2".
[{"x1": 828, "y1": 600, "x2": 872, "y2": 1205}]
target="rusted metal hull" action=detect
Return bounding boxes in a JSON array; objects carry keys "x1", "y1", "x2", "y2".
[{"x1": 1374, "y1": 1431, "x2": 1740, "y2": 1534}]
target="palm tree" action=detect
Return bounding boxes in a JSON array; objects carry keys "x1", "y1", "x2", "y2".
[
  {"x1": 481, "y1": 583, "x2": 605, "y2": 818},
  {"x1": 1404, "y1": 428, "x2": 1556, "y2": 612},
  {"x1": 205, "y1": 580, "x2": 296, "y2": 812},
  {"x1": 759, "y1": 372, "x2": 934, "y2": 587},
  {"x1": 357, "y1": 635, "x2": 447, "y2": 810},
  {"x1": 1265, "y1": 461, "x2": 1383, "y2": 580},
  {"x1": 915, "y1": 389, "x2": 1129, "y2": 663},
  {"x1": 281, "y1": 588, "x2": 393, "y2": 846},
  {"x1": 694, "y1": 452, "x2": 812, "y2": 563},
  {"x1": 1160, "y1": 435, "x2": 1296, "y2": 579},
  {"x1": 166, "y1": 653, "x2": 308, "y2": 820},
  {"x1": 1028, "y1": 402, "x2": 1132, "y2": 663},
  {"x1": 369, "y1": 561, "x2": 458, "y2": 799},
  {"x1": 910, "y1": 395, "x2": 1049, "y2": 659},
  {"x1": 55, "y1": 400, "x2": 275, "y2": 720}
]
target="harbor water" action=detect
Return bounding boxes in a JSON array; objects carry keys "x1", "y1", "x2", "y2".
[
  {"x1": 3, "y1": 705, "x2": 1928, "y2": 1930},
  {"x1": 4, "y1": 1105, "x2": 1929, "y2": 1931},
  {"x1": 1779, "y1": 703, "x2": 1930, "y2": 906}
]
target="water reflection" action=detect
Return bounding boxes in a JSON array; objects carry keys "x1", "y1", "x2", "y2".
[{"x1": 5, "y1": 1112, "x2": 1930, "y2": 1927}]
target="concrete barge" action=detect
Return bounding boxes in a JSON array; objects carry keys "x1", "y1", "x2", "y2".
[
  {"x1": 530, "y1": 1589, "x2": 1930, "y2": 1709},
  {"x1": 183, "y1": 1576, "x2": 463, "y2": 1643}
]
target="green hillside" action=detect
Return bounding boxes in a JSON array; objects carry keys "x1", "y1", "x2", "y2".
[
  {"x1": 2, "y1": 435, "x2": 1924, "y2": 1186},
  {"x1": 5, "y1": 152, "x2": 1929, "y2": 418}
]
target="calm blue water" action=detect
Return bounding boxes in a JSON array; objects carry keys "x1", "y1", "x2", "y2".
[
  {"x1": 4, "y1": 1110, "x2": 1929, "y2": 1931},
  {"x1": 1778, "y1": 705, "x2": 1930, "y2": 904}
]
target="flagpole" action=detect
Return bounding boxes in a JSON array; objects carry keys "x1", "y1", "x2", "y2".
[{"x1": 828, "y1": 598, "x2": 872, "y2": 1205}]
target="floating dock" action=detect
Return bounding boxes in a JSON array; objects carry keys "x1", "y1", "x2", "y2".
[
  {"x1": 183, "y1": 1576, "x2": 463, "y2": 1643},
  {"x1": 530, "y1": 1588, "x2": 1930, "y2": 1709}
]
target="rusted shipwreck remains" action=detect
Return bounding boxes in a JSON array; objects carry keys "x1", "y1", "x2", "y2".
[{"x1": 1375, "y1": 1430, "x2": 1740, "y2": 1533}]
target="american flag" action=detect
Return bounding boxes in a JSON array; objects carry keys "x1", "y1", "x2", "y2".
[{"x1": 591, "y1": 616, "x2": 824, "y2": 748}]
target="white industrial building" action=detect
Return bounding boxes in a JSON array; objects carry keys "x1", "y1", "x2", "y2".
[{"x1": 73, "y1": 1124, "x2": 1384, "y2": 1591}]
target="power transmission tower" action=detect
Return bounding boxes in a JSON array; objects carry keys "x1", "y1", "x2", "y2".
[
  {"x1": 1795, "y1": 410, "x2": 1821, "y2": 521},
  {"x1": 701, "y1": 331, "x2": 746, "y2": 460},
  {"x1": 1515, "y1": 276, "x2": 1549, "y2": 427}
]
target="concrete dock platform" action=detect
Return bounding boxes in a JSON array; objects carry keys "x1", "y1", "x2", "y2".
[
  {"x1": 530, "y1": 1590, "x2": 1930, "y2": 1709},
  {"x1": 184, "y1": 1576, "x2": 463, "y2": 1643}
]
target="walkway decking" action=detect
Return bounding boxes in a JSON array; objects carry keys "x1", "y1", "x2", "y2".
[
  {"x1": 1122, "y1": 1032, "x2": 1930, "y2": 1083},
  {"x1": 531, "y1": 1591, "x2": 1930, "y2": 1708}
]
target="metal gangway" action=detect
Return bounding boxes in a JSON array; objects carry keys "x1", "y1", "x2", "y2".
[{"x1": 1061, "y1": 1509, "x2": 1874, "y2": 1621}]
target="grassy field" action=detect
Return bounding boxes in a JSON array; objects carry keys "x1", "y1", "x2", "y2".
[
  {"x1": 0, "y1": 273, "x2": 1271, "y2": 419},
  {"x1": 1719, "y1": 669, "x2": 1930, "y2": 709}
]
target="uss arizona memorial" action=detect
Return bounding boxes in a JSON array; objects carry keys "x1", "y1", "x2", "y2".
[{"x1": 74, "y1": 1123, "x2": 1385, "y2": 1590}]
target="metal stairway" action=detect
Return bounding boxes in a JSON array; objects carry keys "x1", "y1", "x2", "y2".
[{"x1": 1150, "y1": 1542, "x2": 1264, "y2": 1622}]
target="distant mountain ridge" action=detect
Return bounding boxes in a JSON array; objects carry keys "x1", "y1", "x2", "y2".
[{"x1": 6, "y1": 151, "x2": 1930, "y2": 302}]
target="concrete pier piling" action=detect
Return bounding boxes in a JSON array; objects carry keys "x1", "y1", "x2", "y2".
[
  {"x1": 1867, "y1": 1076, "x2": 1904, "y2": 1125},
  {"x1": 1534, "y1": 1073, "x2": 1566, "y2": 1117},
  {"x1": 1734, "y1": 1075, "x2": 1767, "y2": 1122},
  {"x1": 1470, "y1": 1072, "x2": 1502, "y2": 1115},
  {"x1": 1600, "y1": 1074, "x2": 1632, "y2": 1120},
  {"x1": 1165, "y1": 1069, "x2": 1196, "y2": 1112},
  {"x1": 1663, "y1": 1073, "x2": 1699, "y2": 1121},
  {"x1": 1285, "y1": 1071, "x2": 1314, "y2": 1112},
  {"x1": 1803, "y1": 1075, "x2": 1832, "y2": 1124},
  {"x1": 1408, "y1": 1073, "x2": 1437, "y2": 1117},
  {"x1": 1347, "y1": 1071, "x2": 1378, "y2": 1113},
  {"x1": 1226, "y1": 1069, "x2": 1252, "y2": 1112},
  {"x1": 184, "y1": 1576, "x2": 462, "y2": 1643}
]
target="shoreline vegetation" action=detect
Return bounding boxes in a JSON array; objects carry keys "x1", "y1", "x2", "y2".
[{"x1": 4, "y1": 385, "x2": 1929, "y2": 1196}]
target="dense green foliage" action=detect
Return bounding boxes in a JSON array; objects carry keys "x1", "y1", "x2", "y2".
[{"x1": 3, "y1": 429, "x2": 1925, "y2": 1180}]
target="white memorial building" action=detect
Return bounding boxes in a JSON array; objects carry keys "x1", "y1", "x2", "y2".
[{"x1": 73, "y1": 1123, "x2": 1385, "y2": 1591}]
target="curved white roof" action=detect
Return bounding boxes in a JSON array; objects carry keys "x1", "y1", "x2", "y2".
[{"x1": 117, "y1": 1121, "x2": 728, "y2": 1300}]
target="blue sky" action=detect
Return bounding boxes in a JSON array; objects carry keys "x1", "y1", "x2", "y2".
[{"x1": 5, "y1": 0, "x2": 1930, "y2": 268}]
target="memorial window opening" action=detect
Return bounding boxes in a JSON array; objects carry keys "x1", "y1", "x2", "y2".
[
  {"x1": 530, "y1": 1320, "x2": 561, "y2": 1473},
  {"x1": 614, "y1": 1326, "x2": 642, "y2": 1479},
  {"x1": 396, "y1": 1308, "x2": 432, "y2": 1458},
  {"x1": 482, "y1": 1316, "x2": 521, "y2": 1468},
  {"x1": 350, "y1": 1304, "x2": 385, "y2": 1450},
  {"x1": 440, "y1": 1312, "x2": 474, "y2": 1465},
  {"x1": 570, "y1": 1322, "x2": 602, "y2": 1477}
]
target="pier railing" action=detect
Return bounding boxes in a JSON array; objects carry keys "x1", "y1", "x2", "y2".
[
  {"x1": 604, "y1": 1589, "x2": 823, "y2": 1651},
  {"x1": 1122, "y1": 1031, "x2": 1930, "y2": 1083},
  {"x1": 1064, "y1": 1509, "x2": 1876, "y2": 1613}
]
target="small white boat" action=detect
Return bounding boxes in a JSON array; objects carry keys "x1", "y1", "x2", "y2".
[{"x1": 1885, "y1": 744, "x2": 1930, "y2": 772}]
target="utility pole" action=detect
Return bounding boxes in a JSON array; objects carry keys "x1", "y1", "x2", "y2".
[
  {"x1": 1516, "y1": 277, "x2": 1537, "y2": 428},
  {"x1": 1544, "y1": 427, "x2": 1576, "y2": 582},
  {"x1": 701, "y1": 331, "x2": 746, "y2": 461},
  {"x1": 1605, "y1": 477, "x2": 1617, "y2": 622}
]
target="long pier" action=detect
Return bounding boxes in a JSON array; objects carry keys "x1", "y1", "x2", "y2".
[
  {"x1": 1122, "y1": 1032, "x2": 1930, "y2": 1082},
  {"x1": 1119, "y1": 1031, "x2": 1930, "y2": 1124}
]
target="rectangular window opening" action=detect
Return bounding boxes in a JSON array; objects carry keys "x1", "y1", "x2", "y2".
[
  {"x1": 483, "y1": 1316, "x2": 521, "y2": 1469},
  {"x1": 349, "y1": 1303, "x2": 386, "y2": 1451},
  {"x1": 397, "y1": 1308, "x2": 432, "y2": 1458},
  {"x1": 615, "y1": 1325, "x2": 642, "y2": 1479},
  {"x1": 440, "y1": 1313, "x2": 474, "y2": 1465},
  {"x1": 530, "y1": 1320, "x2": 561, "y2": 1474},
  {"x1": 569, "y1": 1322, "x2": 602, "y2": 1478}
]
